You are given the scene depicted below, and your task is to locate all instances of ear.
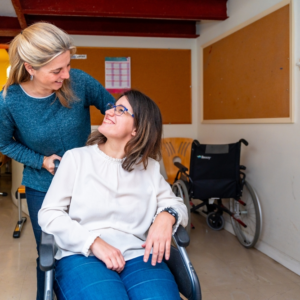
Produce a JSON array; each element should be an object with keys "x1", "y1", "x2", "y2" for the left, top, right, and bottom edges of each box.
[
  {"x1": 23, "y1": 62, "x2": 34, "y2": 76},
  {"x1": 131, "y1": 128, "x2": 137, "y2": 137}
]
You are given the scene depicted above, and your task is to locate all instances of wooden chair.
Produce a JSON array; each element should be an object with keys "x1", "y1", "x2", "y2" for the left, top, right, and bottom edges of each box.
[{"x1": 161, "y1": 138, "x2": 193, "y2": 184}]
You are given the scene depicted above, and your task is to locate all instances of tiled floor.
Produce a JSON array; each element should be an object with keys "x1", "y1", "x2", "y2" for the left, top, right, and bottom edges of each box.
[{"x1": 0, "y1": 175, "x2": 300, "y2": 300}]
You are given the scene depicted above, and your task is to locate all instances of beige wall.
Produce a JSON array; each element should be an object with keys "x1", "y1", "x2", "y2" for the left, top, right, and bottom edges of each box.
[
  {"x1": 10, "y1": 0, "x2": 300, "y2": 276},
  {"x1": 197, "y1": 0, "x2": 300, "y2": 275},
  {"x1": 70, "y1": 35, "x2": 198, "y2": 139}
]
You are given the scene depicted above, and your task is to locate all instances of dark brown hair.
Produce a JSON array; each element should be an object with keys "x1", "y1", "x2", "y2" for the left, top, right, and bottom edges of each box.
[{"x1": 86, "y1": 90, "x2": 162, "y2": 171}]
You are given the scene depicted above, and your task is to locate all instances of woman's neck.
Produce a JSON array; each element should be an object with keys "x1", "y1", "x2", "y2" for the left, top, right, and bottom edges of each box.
[
  {"x1": 98, "y1": 140, "x2": 126, "y2": 159},
  {"x1": 20, "y1": 81, "x2": 54, "y2": 98}
]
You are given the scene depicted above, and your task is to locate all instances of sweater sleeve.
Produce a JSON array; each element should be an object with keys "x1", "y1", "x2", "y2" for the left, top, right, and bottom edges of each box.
[
  {"x1": 82, "y1": 71, "x2": 115, "y2": 114},
  {"x1": 152, "y1": 161, "x2": 188, "y2": 233},
  {"x1": 0, "y1": 99, "x2": 44, "y2": 169},
  {"x1": 38, "y1": 150, "x2": 99, "y2": 256}
]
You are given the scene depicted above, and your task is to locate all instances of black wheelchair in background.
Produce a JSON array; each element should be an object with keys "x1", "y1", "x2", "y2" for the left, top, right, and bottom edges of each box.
[
  {"x1": 171, "y1": 139, "x2": 262, "y2": 248},
  {"x1": 39, "y1": 161, "x2": 201, "y2": 300}
]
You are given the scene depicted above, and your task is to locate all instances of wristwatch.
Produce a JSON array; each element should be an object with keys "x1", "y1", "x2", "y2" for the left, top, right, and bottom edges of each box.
[{"x1": 162, "y1": 207, "x2": 178, "y2": 226}]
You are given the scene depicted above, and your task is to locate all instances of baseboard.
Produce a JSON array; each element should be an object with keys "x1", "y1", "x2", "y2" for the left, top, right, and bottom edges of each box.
[
  {"x1": 255, "y1": 240, "x2": 300, "y2": 276},
  {"x1": 224, "y1": 220, "x2": 300, "y2": 276}
]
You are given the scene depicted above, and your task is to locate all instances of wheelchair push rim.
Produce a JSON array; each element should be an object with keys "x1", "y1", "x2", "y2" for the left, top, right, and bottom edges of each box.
[
  {"x1": 172, "y1": 179, "x2": 191, "y2": 236},
  {"x1": 230, "y1": 181, "x2": 262, "y2": 248}
]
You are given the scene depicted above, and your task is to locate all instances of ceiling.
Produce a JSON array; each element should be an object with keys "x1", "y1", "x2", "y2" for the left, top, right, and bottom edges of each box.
[{"x1": 0, "y1": 0, "x2": 228, "y2": 44}]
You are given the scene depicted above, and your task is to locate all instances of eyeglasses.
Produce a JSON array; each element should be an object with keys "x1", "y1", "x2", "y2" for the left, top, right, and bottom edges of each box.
[{"x1": 106, "y1": 103, "x2": 134, "y2": 118}]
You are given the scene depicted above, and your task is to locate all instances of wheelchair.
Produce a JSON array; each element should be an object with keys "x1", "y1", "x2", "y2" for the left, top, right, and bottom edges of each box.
[
  {"x1": 171, "y1": 139, "x2": 262, "y2": 248},
  {"x1": 39, "y1": 161, "x2": 201, "y2": 300}
]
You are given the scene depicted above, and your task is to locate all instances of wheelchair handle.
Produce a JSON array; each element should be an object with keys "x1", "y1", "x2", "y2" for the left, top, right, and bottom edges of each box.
[
  {"x1": 174, "y1": 162, "x2": 188, "y2": 173},
  {"x1": 54, "y1": 159, "x2": 60, "y2": 174},
  {"x1": 239, "y1": 139, "x2": 249, "y2": 146}
]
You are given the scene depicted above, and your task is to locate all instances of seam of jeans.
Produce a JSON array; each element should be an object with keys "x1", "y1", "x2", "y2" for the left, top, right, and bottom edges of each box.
[
  {"x1": 56, "y1": 261, "x2": 101, "y2": 275},
  {"x1": 55, "y1": 277, "x2": 68, "y2": 300},
  {"x1": 122, "y1": 268, "x2": 170, "y2": 282},
  {"x1": 141, "y1": 297, "x2": 175, "y2": 300},
  {"x1": 126, "y1": 278, "x2": 177, "y2": 292},
  {"x1": 80, "y1": 279, "x2": 124, "y2": 293},
  {"x1": 124, "y1": 256, "x2": 144, "y2": 267}
]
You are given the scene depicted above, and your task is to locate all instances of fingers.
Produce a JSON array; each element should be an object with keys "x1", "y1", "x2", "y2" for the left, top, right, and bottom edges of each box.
[
  {"x1": 51, "y1": 154, "x2": 62, "y2": 161},
  {"x1": 43, "y1": 155, "x2": 62, "y2": 175},
  {"x1": 164, "y1": 240, "x2": 171, "y2": 261},
  {"x1": 151, "y1": 241, "x2": 160, "y2": 266},
  {"x1": 109, "y1": 257, "x2": 121, "y2": 272},
  {"x1": 90, "y1": 238, "x2": 125, "y2": 273},
  {"x1": 144, "y1": 239, "x2": 166, "y2": 266},
  {"x1": 152, "y1": 241, "x2": 166, "y2": 265},
  {"x1": 116, "y1": 254, "x2": 125, "y2": 273},
  {"x1": 143, "y1": 236, "x2": 172, "y2": 265},
  {"x1": 104, "y1": 249, "x2": 125, "y2": 273},
  {"x1": 157, "y1": 242, "x2": 165, "y2": 264},
  {"x1": 143, "y1": 241, "x2": 152, "y2": 263}
]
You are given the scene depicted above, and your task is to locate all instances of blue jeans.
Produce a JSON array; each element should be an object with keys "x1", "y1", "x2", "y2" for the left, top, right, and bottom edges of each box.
[
  {"x1": 26, "y1": 187, "x2": 47, "y2": 300},
  {"x1": 54, "y1": 254, "x2": 181, "y2": 300}
]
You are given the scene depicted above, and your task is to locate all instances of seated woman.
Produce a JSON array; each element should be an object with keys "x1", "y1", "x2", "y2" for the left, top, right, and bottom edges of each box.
[{"x1": 38, "y1": 90, "x2": 188, "y2": 300}]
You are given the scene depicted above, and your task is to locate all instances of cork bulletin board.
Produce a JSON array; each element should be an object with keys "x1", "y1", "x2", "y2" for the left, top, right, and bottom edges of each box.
[
  {"x1": 202, "y1": 1, "x2": 293, "y2": 123},
  {"x1": 70, "y1": 47, "x2": 191, "y2": 125}
]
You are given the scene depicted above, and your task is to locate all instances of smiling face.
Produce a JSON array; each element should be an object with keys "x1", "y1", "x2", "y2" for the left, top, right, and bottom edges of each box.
[
  {"x1": 98, "y1": 96, "x2": 136, "y2": 142},
  {"x1": 24, "y1": 50, "x2": 71, "y2": 94}
]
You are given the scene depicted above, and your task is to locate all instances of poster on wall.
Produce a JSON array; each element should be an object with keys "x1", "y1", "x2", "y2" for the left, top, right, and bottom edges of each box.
[{"x1": 105, "y1": 57, "x2": 131, "y2": 93}]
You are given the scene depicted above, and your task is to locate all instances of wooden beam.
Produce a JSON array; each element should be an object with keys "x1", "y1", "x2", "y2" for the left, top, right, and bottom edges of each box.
[
  {"x1": 0, "y1": 44, "x2": 10, "y2": 49},
  {"x1": 11, "y1": 0, "x2": 27, "y2": 29},
  {"x1": 20, "y1": 0, "x2": 228, "y2": 20},
  {"x1": 0, "y1": 29, "x2": 20, "y2": 36},
  {"x1": 26, "y1": 15, "x2": 199, "y2": 38},
  {"x1": 0, "y1": 37, "x2": 14, "y2": 44},
  {"x1": 0, "y1": 17, "x2": 21, "y2": 38}
]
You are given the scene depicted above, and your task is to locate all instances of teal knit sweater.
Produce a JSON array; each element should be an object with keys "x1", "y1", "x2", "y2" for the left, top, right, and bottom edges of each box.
[{"x1": 0, "y1": 69, "x2": 115, "y2": 192}]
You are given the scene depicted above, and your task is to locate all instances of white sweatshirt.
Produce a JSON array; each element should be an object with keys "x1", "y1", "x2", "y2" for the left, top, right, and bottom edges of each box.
[{"x1": 38, "y1": 144, "x2": 188, "y2": 261}]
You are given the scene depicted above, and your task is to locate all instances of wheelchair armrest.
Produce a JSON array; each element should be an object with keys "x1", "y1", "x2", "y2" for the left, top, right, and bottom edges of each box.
[
  {"x1": 39, "y1": 231, "x2": 56, "y2": 272},
  {"x1": 174, "y1": 162, "x2": 188, "y2": 173},
  {"x1": 173, "y1": 225, "x2": 190, "y2": 247},
  {"x1": 170, "y1": 226, "x2": 201, "y2": 299}
]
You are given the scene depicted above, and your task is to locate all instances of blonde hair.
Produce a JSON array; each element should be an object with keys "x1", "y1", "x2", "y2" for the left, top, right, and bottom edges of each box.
[{"x1": 3, "y1": 22, "x2": 77, "y2": 107}]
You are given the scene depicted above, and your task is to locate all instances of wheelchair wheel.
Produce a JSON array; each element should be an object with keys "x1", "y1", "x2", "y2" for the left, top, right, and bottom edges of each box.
[
  {"x1": 206, "y1": 212, "x2": 224, "y2": 231},
  {"x1": 172, "y1": 179, "x2": 191, "y2": 236},
  {"x1": 230, "y1": 181, "x2": 262, "y2": 248}
]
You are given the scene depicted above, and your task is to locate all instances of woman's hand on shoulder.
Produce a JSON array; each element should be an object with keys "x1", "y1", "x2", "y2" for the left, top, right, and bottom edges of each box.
[
  {"x1": 90, "y1": 237, "x2": 125, "y2": 273},
  {"x1": 42, "y1": 154, "x2": 61, "y2": 175},
  {"x1": 142, "y1": 211, "x2": 175, "y2": 266}
]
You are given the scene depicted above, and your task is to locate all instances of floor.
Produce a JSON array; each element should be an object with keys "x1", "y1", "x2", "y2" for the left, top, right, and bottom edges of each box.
[{"x1": 0, "y1": 175, "x2": 300, "y2": 300}]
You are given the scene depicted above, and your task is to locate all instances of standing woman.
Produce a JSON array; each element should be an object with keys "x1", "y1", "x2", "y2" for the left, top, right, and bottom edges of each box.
[{"x1": 0, "y1": 22, "x2": 115, "y2": 299}]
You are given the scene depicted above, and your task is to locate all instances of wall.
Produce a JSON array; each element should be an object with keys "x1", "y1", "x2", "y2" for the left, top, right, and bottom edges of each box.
[
  {"x1": 197, "y1": 0, "x2": 300, "y2": 275},
  {"x1": 70, "y1": 35, "x2": 198, "y2": 139},
  {"x1": 0, "y1": 49, "x2": 9, "y2": 88},
  {"x1": 11, "y1": 35, "x2": 198, "y2": 213}
]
